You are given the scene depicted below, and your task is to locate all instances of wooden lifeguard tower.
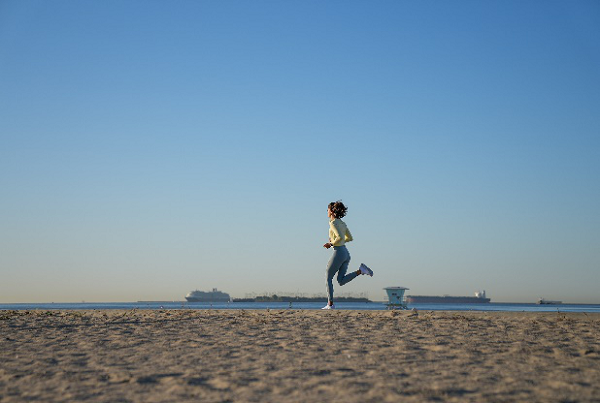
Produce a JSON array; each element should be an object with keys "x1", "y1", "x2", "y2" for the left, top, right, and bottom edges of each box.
[{"x1": 384, "y1": 287, "x2": 409, "y2": 309}]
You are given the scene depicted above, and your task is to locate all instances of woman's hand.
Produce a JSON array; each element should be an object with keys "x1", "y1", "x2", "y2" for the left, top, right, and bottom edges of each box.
[{"x1": 323, "y1": 242, "x2": 332, "y2": 249}]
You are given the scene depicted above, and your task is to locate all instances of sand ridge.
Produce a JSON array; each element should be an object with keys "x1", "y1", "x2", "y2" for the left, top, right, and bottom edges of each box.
[{"x1": 1, "y1": 309, "x2": 599, "y2": 402}]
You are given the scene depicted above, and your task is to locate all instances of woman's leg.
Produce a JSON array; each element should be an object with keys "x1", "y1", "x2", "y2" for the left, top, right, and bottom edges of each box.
[
  {"x1": 326, "y1": 248, "x2": 347, "y2": 304},
  {"x1": 326, "y1": 246, "x2": 358, "y2": 303},
  {"x1": 336, "y1": 257, "x2": 359, "y2": 286}
]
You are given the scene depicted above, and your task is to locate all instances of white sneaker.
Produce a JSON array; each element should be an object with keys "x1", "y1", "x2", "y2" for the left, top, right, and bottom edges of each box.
[
  {"x1": 359, "y1": 263, "x2": 374, "y2": 277},
  {"x1": 321, "y1": 304, "x2": 335, "y2": 310}
]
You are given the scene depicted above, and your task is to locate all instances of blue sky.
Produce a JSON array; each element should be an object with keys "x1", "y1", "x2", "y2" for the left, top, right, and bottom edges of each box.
[{"x1": 1, "y1": 0, "x2": 599, "y2": 303}]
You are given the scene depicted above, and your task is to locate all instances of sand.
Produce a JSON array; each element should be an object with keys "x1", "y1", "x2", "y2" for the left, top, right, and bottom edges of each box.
[{"x1": 1, "y1": 309, "x2": 599, "y2": 402}]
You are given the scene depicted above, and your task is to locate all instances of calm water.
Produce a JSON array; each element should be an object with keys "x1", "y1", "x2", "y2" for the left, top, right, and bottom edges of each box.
[{"x1": 1, "y1": 301, "x2": 600, "y2": 313}]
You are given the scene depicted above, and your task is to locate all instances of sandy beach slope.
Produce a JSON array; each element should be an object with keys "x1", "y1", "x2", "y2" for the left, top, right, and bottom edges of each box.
[{"x1": 1, "y1": 310, "x2": 599, "y2": 402}]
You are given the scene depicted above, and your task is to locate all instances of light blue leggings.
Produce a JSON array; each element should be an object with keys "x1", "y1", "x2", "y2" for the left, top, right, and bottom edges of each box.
[{"x1": 326, "y1": 245, "x2": 359, "y2": 303}]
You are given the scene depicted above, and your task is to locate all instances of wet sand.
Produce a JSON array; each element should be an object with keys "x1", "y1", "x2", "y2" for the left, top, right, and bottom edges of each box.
[{"x1": 1, "y1": 309, "x2": 599, "y2": 402}]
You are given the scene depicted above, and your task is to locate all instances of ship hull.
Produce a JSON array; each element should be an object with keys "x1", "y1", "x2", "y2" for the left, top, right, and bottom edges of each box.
[
  {"x1": 406, "y1": 296, "x2": 491, "y2": 304},
  {"x1": 537, "y1": 300, "x2": 562, "y2": 305},
  {"x1": 185, "y1": 297, "x2": 230, "y2": 303}
]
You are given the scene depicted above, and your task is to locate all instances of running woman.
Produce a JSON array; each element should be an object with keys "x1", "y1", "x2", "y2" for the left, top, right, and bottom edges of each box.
[{"x1": 322, "y1": 201, "x2": 373, "y2": 310}]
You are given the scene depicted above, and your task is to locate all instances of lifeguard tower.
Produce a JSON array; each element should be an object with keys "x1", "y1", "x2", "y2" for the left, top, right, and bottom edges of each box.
[{"x1": 384, "y1": 287, "x2": 409, "y2": 309}]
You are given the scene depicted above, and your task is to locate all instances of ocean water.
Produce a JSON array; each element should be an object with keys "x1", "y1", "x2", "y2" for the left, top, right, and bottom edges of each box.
[{"x1": 1, "y1": 301, "x2": 600, "y2": 313}]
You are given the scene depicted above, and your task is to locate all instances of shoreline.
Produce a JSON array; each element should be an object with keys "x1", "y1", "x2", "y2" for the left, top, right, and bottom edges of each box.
[
  {"x1": 2, "y1": 310, "x2": 599, "y2": 402},
  {"x1": 3, "y1": 301, "x2": 600, "y2": 307}
]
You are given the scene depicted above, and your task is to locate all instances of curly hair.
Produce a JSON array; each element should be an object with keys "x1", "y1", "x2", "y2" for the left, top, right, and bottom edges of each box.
[{"x1": 328, "y1": 201, "x2": 348, "y2": 219}]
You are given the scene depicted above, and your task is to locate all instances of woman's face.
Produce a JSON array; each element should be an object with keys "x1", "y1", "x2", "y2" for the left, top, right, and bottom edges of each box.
[{"x1": 328, "y1": 206, "x2": 334, "y2": 219}]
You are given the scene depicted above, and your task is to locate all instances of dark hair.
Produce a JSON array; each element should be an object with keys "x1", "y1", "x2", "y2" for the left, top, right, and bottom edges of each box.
[{"x1": 328, "y1": 201, "x2": 348, "y2": 219}]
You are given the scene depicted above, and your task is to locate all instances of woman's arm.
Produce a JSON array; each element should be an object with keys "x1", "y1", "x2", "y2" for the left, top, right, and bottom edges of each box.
[{"x1": 345, "y1": 227, "x2": 353, "y2": 243}]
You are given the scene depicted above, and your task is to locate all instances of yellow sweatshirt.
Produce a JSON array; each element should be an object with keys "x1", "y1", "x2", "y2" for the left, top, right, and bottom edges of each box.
[{"x1": 329, "y1": 218, "x2": 353, "y2": 247}]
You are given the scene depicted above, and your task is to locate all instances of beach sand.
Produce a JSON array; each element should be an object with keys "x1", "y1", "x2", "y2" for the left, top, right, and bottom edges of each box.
[{"x1": 1, "y1": 309, "x2": 599, "y2": 402}]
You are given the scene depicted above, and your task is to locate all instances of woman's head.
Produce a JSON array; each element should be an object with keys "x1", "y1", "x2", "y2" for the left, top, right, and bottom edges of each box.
[{"x1": 328, "y1": 201, "x2": 348, "y2": 219}]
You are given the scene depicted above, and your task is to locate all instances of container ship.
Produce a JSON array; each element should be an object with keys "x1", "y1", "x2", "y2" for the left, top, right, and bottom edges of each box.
[
  {"x1": 537, "y1": 298, "x2": 562, "y2": 305},
  {"x1": 232, "y1": 295, "x2": 370, "y2": 303},
  {"x1": 406, "y1": 290, "x2": 490, "y2": 304},
  {"x1": 185, "y1": 288, "x2": 231, "y2": 302}
]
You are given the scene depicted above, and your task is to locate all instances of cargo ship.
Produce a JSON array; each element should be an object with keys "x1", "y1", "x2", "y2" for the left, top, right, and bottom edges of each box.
[
  {"x1": 185, "y1": 288, "x2": 231, "y2": 302},
  {"x1": 537, "y1": 298, "x2": 562, "y2": 305},
  {"x1": 406, "y1": 290, "x2": 490, "y2": 304},
  {"x1": 232, "y1": 295, "x2": 370, "y2": 303}
]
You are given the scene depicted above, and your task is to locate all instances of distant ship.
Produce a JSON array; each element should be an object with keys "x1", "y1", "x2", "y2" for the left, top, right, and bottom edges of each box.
[
  {"x1": 232, "y1": 295, "x2": 370, "y2": 303},
  {"x1": 537, "y1": 298, "x2": 562, "y2": 305},
  {"x1": 406, "y1": 290, "x2": 491, "y2": 304},
  {"x1": 185, "y1": 288, "x2": 231, "y2": 302}
]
